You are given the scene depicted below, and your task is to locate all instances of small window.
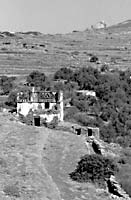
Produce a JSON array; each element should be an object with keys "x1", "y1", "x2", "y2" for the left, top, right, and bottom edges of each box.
[{"x1": 45, "y1": 102, "x2": 50, "y2": 109}]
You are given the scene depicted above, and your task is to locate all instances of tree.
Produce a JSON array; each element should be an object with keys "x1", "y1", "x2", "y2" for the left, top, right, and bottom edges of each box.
[
  {"x1": 26, "y1": 71, "x2": 46, "y2": 87},
  {"x1": 72, "y1": 67, "x2": 99, "y2": 90},
  {"x1": 0, "y1": 76, "x2": 14, "y2": 95},
  {"x1": 54, "y1": 67, "x2": 73, "y2": 81},
  {"x1": 100, "y1": 123, "x2": 117, "y2": 143},
  {"x1": 5, "y1": 91, "x2": 17, "y2": 108},
  {"x1": 69, "y1": 154, "x2": 117, "y2": 185}
]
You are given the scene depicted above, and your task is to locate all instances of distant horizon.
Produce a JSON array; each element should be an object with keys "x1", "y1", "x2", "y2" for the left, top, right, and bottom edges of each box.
[
  {"x1": 0, "y1": 0, "x2": 131, "y2": 34},
  {"x1": 0, "y1": 18, "x2": 131, "y2": 35}
]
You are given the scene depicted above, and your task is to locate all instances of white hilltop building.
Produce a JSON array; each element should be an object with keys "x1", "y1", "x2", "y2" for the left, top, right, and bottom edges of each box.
[
  {"x1": 91, "y1": 21, "x2": 107, "y2": 29},
  {"x1": 17, "y1": 87, "x2": 64, "y2": 125}
]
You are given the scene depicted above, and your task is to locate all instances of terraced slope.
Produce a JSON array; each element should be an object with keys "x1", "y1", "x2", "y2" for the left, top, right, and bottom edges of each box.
[{"x1": 0, "y1": 20, "x2": 131, "y2": 77}]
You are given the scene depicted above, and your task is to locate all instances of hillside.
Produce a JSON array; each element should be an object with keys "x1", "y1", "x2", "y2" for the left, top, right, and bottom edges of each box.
[
  {"x1": 107, "y1": 20, "x2": 131, "y2": 32},
  {"x1": 0, "y1": 113, "x2": 113, "y2": 200},
  {"x1": 0, "y1": 20, "x2": 131, "y2": 77}
]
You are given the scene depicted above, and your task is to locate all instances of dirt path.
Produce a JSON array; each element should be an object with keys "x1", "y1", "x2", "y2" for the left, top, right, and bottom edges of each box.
[
  {"x1": 35, "y1": 127, "x2": 62, "y2": 200},
  {"x1": 43, "y1": 130, "x2": 111, "y2": 200},
  {"x1": 0, "y1": 115, "x2": 62, "y2": 200}
]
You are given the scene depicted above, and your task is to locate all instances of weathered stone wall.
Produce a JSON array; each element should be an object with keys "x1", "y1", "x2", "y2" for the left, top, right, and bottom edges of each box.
[
  {"x1": 107, "y1": 175, "x2": 130, "y2": 200},
  {"x1": 85, "y1": 137, "x2": 130, "y2": 200}
]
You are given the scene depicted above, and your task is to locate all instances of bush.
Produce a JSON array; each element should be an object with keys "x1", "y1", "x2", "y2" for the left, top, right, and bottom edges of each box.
[
  {"x1": 5, "y1": 91, "x2": 17, "y2": 108},
  {"x1": 0, "y1": 76, "x2": 15, "y2": 95},
  {"x1": 64, "y1": 106, "x2": 79, "y2": 121},
  {"x1": 74, "y1": 112, "x2": 99, "y2": 127},
  {"x1": 46, "y1": 116, "x2": 58, "y2": 129},
  {"x1": 26, "y1": 71, "x2": 46, "y2": 87},
  {"x1": 69, "y1": 154, "x2": 118, "y2": 186},
  {"x1": 54, "y1": 67, "x2": 73, "y2": 81},
  {"x1": 89, "y1": 56, "x2": 99, "y2": 63},
  {"x1": 100, "y1": 124, "x2": 117, "y2": 143},
  {"x1": 3, "y1": 185, "x2": 20, "y2": 198}
]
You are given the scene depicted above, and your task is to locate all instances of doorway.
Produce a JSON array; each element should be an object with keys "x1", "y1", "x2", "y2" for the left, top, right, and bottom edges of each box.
[
  {"x1": 88, "y1": 128, "x2": 92, "y2": 136},
  {"x1": 34, "y1": 116, "x2": 40, "y2": 126}
]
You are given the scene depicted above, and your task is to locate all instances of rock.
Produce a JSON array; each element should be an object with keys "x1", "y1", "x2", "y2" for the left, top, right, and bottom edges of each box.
[{"x1": 107, "y1": 175, "x2": 130, "y2": 200}]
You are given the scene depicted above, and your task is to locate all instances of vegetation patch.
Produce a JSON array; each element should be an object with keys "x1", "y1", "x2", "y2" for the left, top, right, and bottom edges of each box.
[
  {"x1": 3, "y1": 184, "x2": 20, "y2": 198},
  {"x1": 69, "y1": 154, "x2": 118, "y2": 186}
]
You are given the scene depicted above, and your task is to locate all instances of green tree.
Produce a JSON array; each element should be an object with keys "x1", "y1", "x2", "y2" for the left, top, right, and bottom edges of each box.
[
  {"x1": 0, "y1": 76, "x2": 14, "y2": 95},
  {"x1": 26, "y1": 71, "x2": 46, "y2": 87},
  {"x1": 69, "y1": 154, "x2": 117, "y2": 185},
  {"x1": 5, "y1": 91, "x2": 17, "y2": 108},
  {"x1": 54, "y1": 67, "x2": 73, "y2": 81}
]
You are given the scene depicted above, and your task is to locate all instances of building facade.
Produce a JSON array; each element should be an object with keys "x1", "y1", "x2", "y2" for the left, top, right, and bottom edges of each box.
[{"x1": 17, "y1": 88, "x2": 64, "y2": 124}]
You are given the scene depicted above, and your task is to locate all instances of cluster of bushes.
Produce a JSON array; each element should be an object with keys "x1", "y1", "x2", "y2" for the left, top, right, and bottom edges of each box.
[
  {"x1": 5, "y1": 91, "x2": 17, "y2": 108},
  {"x1": 3, "y1": 184, "x2": 20, "y2": 198},
  {"x1": 4, "y1": 67, "x2": 131, "y2": 147},
  {"x1": 54, "y1": 67, "x2": 131, "y2": 147},
  {"x1": 69, "y1": 154, "x2": 118, "y2": 186},
  {"x1": 26, "y1": 70, "x2": 51, "y2": 90},
  {"x1": 0, "y1": 76, "x2": 16, "y2": 95},
  {"x1": 73, "y1": 112, "x2": 99, "y2": 127}
]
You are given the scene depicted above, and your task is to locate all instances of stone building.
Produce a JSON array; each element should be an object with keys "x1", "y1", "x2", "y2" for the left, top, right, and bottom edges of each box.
[
  {"x1": 17, "y1": 87, "x2": 64, "y2": 125},
  {"x1": 75, "y1": 90, "x2": 96, "y2": 97},
  {"x1": 91, "y1": 21, "x2": 107, "y2": 29}
]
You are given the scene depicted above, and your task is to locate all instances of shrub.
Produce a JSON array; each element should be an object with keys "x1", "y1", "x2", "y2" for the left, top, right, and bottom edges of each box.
[
  {"x1": 100, "y1": 124, "x2": 117, "y2": 143},
  {"x1": 46, "y1": 116, "x2": 58, "y2": 129},
  {"x1": 5, "y1": 91, "x2": 17, "y2": 108},
  {"x1": 89, "y1": 56, "x2": 99, "y2": 63},
  {"x1": 26, "y1": 71, "x2": 46, "y2": 87},
  {"x1": 74, "y1": 112, "x2": 99, "y2": 127},
  {"x1": 3, "y1": 185, "x2": 20, "y2": 198},
  {"x1": 69, "y1": 154, "x2": 118, "y2": 186},
  {"x1": 54, "y1": 67, "x2": 73, "y2": 81},
  {"x1": 0, "y1": 76, "x2": 15, "y2": 95},
  {"x1": 64, "y1": 106, "x2": 79, "y2": 121}
]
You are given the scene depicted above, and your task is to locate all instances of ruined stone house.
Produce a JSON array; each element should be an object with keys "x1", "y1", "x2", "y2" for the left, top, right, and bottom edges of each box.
[{"x1": 17, "y1": 87, "x2": 64, "y2": 125}]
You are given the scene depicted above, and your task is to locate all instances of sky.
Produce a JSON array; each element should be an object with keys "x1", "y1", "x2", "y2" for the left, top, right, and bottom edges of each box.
[{"x1": 0, "y1": 0, "x2": 131, "y2": 33}]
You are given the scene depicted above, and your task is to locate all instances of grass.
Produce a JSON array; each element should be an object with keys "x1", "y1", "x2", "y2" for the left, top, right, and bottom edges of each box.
[
  {"x1": 0, "y1": 27, "x2": 131, "y2": 78},
  {"x1": 0, "y1": 113, "x2": 111, "y2": 200},
  {"x1": 0, "y1": 22, "x2": 131, "y2": 199},
  {"x1": 0, "y1": 114, "x2": 62, "y2": 200}
]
